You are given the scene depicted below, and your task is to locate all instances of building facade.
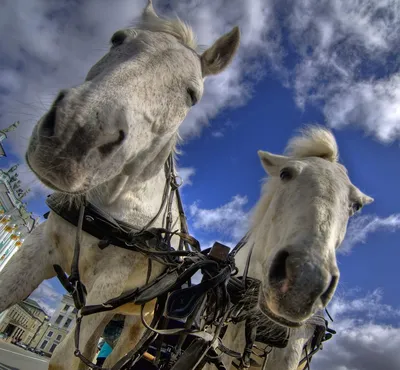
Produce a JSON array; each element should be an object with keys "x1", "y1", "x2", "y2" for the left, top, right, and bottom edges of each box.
[
  {"x1": 0, "y1": 121, "x2": 19, "y2": 158},
  {"x1": 0, "y1": 298, "x2": 48, "y2": 345},
  {"x1": 0, "y1": 152, "x2": 39, "y2": 272},
  {"x1": 36, "y1": 294, "x2": 77, "y2": 356}
]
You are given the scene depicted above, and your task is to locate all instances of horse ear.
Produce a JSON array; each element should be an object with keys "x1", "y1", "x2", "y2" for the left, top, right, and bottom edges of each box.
[
  {"x1": 201, "y1": 26, "x2": 240, "y2": 77},
  {"x1": 357, "y1": 189, "x2": 374, "y2": 206},
  {"x1": 363, "y1": 195, "x2": 374, "y2": 205},
  {"x1": 351, "y1": 185, "x2": 374, "y2": 206},
  {"x1": 142, "y1": 0, "x2": 159, "y2": 21},
  {"x1": 258, "y1": 150, "x2": 289, "y2": 176}
]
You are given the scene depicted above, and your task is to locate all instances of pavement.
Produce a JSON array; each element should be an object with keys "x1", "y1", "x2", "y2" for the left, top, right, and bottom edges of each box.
[{"x1": 0, "y1": 341, "x2": 49, "y2": 370}]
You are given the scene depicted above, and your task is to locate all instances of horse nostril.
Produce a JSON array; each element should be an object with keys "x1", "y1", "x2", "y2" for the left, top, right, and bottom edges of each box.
[
  {"x1": 269, "y1": 250, "x2": 290, "y2": 285},
  {"x1": 40, "y1": 105, "x2": 57, "y2": 137},
  {"x1": 40, "y1": 91, "x2": 67, "y2": 137},
  {"x1": 98, "y1": 129, "x2": 126, "y2": 156},
  {"x1": 54, "y1": 91, "x2": 66, "y2": 105},
  {"x1": 320, "y1": 275, "x2": 339, "y2": 306}
]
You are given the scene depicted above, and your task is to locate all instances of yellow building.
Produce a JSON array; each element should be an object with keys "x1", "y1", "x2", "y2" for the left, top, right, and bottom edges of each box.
[
  {"x1": 0, "y1": 298, "x2": 48, "y2": 345},
  {"x1": 0, "y1": 160, "x2": 39, "y2": 271}
]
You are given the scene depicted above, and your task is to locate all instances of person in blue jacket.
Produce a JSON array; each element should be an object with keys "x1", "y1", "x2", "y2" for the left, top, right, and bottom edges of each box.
[{"x1": 96, "y1": 340, "x2": 113, "y2": 366}]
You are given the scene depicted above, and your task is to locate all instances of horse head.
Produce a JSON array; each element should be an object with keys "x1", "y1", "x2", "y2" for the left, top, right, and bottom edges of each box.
[
  {"x1": 26, "y1": 1, "x2": 240, "y2": 195},
  {"x1": 242, "y1": 126, "x2": 374, "y2": 327}
]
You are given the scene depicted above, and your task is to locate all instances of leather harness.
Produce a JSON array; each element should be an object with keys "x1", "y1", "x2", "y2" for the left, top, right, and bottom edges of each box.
[{"x1": 43, "y1": 154, "x2": 335, "y2": 370}]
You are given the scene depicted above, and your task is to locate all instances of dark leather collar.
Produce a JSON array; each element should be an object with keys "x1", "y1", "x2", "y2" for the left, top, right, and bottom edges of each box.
[{"x1": 45, "y1": 193, "x2": 145, "y2": 250}]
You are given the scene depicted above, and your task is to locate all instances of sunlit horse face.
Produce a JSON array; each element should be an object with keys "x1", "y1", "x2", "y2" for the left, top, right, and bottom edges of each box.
[
  {"x1": 26, "y1": 1, "x2": 240, "y2": 194},
  {"x1": 252, "y1": 128, "x2": 373, "y2": 327}
]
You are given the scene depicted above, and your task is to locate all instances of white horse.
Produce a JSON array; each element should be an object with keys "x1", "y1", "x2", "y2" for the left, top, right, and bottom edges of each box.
[
  {"x1": 203, "y1": 126, "x2": 374, "y2": 370},
  {"x1": 0, "y1": 1, "x2": 241, "y2": 369}
]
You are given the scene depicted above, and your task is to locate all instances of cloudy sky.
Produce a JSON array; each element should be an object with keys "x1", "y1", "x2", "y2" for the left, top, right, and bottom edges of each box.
[{"x1": 1, "y1": 0, "x2": 399, "y2": 369}]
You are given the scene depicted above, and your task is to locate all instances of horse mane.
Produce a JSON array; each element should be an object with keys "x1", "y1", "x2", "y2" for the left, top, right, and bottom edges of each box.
[
  {"x1": 250, "y1": 125, "x2": 339, "y2": 230},
  {"x1": 137, "y1": 13, "x2": 198, "y2": 51},
  {"x1": 284, "y1": 125, "x2": 339, "y2": 163}
]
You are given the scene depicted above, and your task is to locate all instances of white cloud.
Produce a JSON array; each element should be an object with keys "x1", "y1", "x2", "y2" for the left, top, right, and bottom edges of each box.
[
  {"x1": 341, "y1": 213, "x2": 400, "y2": 254},
  {"x1": 189, "y1": 195, "x2": 250, "y2": 241},
  {"x1": 329, "y1": 288, "x2": 400, "y2": 320},
  {"x1": 313, "y1": 289, "x2": 400, "y2": 370},
  {"x1": 211, "y1": 131, "x2": 224, "y2": 138},
  {"x1": 29, "y1": 279, "x2": 63, "y2": 317},
  {"x1": 177, "y1": 167, "x2": 196, "y2": 188},
  {"x1": 282, "y1": 0, "x2": 400, "y2": 143},
  {"x1": 324, "y1": 74, "x2": 400, "y2": 143}
]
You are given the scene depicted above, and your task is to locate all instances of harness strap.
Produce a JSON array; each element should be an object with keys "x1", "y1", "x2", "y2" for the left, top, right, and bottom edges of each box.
[
  {"x1": 69, "y1": 201, "x2": 87, "y2": 310},
  {"x1": 52, "y1": 200, "x2": 88, "y2": 310},
  {"x1": 297, "y1": 309, "x2": 336, "y2": 369},
  {"x1": 166, "y1": 266, "x2": 231, "y2": 320},
  {"x1": 80, "y1": 288, "x2": 140, "y2": 316}
]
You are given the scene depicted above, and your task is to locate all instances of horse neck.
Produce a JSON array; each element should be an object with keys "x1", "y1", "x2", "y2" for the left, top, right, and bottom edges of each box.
[
  {"x1": 233, "y1": 232, "x2": 263, "y2": 279},
  {"x1": 88, "y1": 142, "x2": 178, "y2": 230},
  {"x1": 234, "y1": 185, "x2": 275, "y2": 279}
]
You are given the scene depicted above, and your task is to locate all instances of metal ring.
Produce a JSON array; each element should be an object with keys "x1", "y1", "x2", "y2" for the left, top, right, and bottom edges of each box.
[{"x1": 173, "y1": 175, "x2": 183, "y2": 187}]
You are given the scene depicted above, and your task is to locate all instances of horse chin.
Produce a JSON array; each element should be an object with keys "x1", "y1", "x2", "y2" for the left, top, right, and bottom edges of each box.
[
  {"x1": 258, "y1": 300, "x2": 305, "y2": 328},
  {"x1": 26, "y1": 155, "x2": 91, "y2": 195}
]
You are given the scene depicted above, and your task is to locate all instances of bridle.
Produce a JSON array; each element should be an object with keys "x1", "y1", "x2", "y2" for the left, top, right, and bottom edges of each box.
[{"x1": 45, "y1": 153, "x2": 334, "y2": 370}]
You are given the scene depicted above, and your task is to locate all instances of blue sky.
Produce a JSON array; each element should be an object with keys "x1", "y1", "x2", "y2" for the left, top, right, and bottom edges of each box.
[{"x1": 1, "y1": 1, "x2": 400, "y2": 369}]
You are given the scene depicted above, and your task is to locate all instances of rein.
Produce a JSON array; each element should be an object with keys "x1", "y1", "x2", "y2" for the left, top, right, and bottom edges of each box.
[{"x1": 45, "y1": 153, "x2": 335, "y2": 370}]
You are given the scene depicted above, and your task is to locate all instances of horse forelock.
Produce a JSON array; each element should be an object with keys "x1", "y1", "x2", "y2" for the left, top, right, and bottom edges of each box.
[
  {"x1": 135, "y1": 15, "x2": 199, "y2": 52},
  {"x1": 284, "y1": 125, "x2": 339, "y2": 163}
]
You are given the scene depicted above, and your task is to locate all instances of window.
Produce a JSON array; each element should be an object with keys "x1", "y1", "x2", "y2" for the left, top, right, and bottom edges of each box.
[
  {"x1": 63, "y1": 318, "x2": 72, "y2": 328},
  {"x1": 56, "y1": 334, "x2": 62, "y2": 341},
  {"x1": 63, "y1": 304, "x2": 70, "y2": 312},
  {"x1": 40, "y1": 340, "x2": 48, "y2": 349},
  {"x1": 55, "y1": 315, "x2": 63, "y2": 325},
  {"x1": 47, "y1": 331, "x2": 53, "y2": 338},
  {"x1": 49, "y1": 343, "x2": 57, "y2": 353},
  {"x1": 72, "y1": 308, "x2": 78, "y2": 314}
]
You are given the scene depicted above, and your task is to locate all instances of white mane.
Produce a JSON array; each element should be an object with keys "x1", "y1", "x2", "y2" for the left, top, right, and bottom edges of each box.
[
  {"x1": 284, "y1": 125, "x2": 339, "y2": 163},
  {"x1": 137, "y1": 12, "x2": 198, "y2": 51},
  {"x1": 251, "y1": 125, "x2": 339, "y2": 229}
]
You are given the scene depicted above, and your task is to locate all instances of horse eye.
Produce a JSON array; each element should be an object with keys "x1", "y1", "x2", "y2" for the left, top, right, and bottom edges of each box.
[
  {"x1": 187, "y1": 88, "x2": 198, "y2": 106},
  {"x1": 352, "y1": 202, "x2": 362, "y2": 213},
  {"x1": 111, "y1": 31, "x2": 127, "y2": 47},
  {"x1": 280, "y1": 168, "x2": 292, "y2": 181}
]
